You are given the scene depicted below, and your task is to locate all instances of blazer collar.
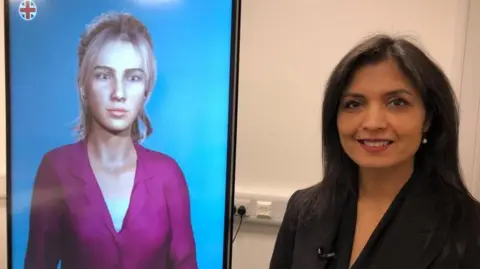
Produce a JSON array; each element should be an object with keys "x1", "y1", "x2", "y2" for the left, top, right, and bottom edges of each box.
[
  {"x1": 369, "y1": 177, "x2": 449, "y2": 269},
  {"x1": 69, "y1": 139, "x2": 155, "y2": 183},
  {"x1": 67, "y1": 140, "x2": 155, "y2": 236},
  {"x1": 299, "y1": 172, "x2": 449, "y2": 269},
  {"x1": 295, "y1": 183, "x2": 349, "y2": 269}
]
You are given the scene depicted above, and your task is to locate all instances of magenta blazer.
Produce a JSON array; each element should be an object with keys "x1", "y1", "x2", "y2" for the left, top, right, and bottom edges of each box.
[{"x1": 24, "y1": 140, "x2": 198, "y2": 269}]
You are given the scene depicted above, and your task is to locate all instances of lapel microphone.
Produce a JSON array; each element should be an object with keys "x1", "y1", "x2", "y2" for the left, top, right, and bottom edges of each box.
[{"x1": 317, "y1": 247, "x2": 336, "y2": 261}]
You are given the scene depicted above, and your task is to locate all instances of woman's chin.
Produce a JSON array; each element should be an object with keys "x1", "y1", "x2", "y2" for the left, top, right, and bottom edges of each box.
[{"x1": 354, "y1": 158, "x2": 398, "y2": 169}]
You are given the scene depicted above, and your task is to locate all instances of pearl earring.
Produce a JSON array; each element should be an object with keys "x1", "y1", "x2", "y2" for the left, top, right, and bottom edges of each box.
[{"x1": 422, "y1": 138, "x2": 428, "y2": 144}]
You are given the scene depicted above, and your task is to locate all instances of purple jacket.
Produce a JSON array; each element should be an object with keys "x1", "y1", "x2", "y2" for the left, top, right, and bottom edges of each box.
[{"x1": 25, "y1": 140, "x2": 198, "y2": 269}]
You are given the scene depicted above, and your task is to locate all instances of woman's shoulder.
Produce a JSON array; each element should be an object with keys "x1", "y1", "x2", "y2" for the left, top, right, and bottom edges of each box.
[
  {"x1": 440, "y1": 195, "x2": 480, "y2": 262},
  {"x1": 465, "y1": 198, "x2": 480, "y2": 254},
  {"x1": 283, "y1": 183, "x2": 325, "y2": 229},
  {"x1": 443, "y1": 188, "x2": 480, "y2": 223},
  {"x1": 288, "y1": 184, "x2": 321, "y2": 208},
  {"x1": 457, "y1": 196, "x2": 480, "y2": 234}
]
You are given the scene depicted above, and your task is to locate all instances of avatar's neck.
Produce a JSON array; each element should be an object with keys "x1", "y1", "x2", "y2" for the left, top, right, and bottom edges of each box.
[{"x1": 86, "y1": 129, "x2": 135, "y2": 165}]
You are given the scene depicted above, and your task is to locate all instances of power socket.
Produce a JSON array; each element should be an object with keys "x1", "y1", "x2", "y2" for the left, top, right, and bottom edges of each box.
[
  {"x1": 234, "y1": 198, "x2": 251, "y2": 216},
  {"x1": 235, "y1": 191, "x2": 290, "y2": 223}
]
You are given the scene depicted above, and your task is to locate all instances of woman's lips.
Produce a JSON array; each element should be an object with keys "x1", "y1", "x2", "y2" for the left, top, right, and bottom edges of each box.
[
  {"x1": 107, "y1": 108, "x2": 128, "y2": 118},
  {"x1": 357, "y1": 139, "x2": 393, "y2": 153}
]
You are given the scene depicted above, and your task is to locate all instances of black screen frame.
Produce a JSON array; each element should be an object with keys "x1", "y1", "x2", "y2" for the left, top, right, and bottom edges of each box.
[{"x1": 3, "y1": 0, "x2": 242, "y2": 268}]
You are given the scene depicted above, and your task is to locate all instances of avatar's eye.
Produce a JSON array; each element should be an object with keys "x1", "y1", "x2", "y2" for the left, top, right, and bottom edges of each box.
[{"x1": 95, "y1": 73, "x2": 110, "y2": 80}]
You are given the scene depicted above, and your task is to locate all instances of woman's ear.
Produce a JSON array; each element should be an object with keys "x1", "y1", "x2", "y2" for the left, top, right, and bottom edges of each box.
[{"x1": 423, "y1": 116, "x2": 432, "y2": 133}]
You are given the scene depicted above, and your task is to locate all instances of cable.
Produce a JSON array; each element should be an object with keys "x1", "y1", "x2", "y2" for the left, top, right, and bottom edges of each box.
[
  {"x1": 232, "y1": 217, "x2": 243, "y2": 242},
  {"x1": 232, "y1": 205, "x2": 246, "y2": 243},
  {"x1": 232, "y1": 205, "x2": 246, "y2": 242}
]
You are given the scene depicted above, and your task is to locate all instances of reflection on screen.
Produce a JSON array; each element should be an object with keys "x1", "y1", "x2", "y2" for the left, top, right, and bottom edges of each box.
[{"x1": 7, "y1": 1, "x2": 235, "y2": 268}]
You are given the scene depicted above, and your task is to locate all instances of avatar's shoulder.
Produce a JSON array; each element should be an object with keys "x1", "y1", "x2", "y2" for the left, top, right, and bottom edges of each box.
[{"x1": 42, "y1": 141, "x2": 84, "y2": 161}]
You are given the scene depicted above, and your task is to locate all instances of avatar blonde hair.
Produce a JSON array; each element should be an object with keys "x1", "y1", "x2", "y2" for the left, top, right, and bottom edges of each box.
[{"x1": 75, "y1": 12, "x2": 157, "y2": 142}]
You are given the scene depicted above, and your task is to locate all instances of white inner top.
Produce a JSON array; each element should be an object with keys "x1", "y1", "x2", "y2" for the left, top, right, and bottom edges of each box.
[{"x1": 105, "y1": 197, "x2": 131, "y2": 232}]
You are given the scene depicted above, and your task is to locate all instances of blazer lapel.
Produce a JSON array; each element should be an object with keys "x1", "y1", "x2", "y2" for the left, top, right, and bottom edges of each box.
[
  {"x1": 369, "y1": 179, "x2": 450, "y2": 269},
  {"x1": 294, "y1": 185, "x2": 350, "y2": 269},
  {"x1": 67, "y1": 140, "x2": 114, "y2": 235},
  {"x1": 121, "y1": 143, "x2": 155, "y2": 229},
  {"x1": 67, "y1": 141, "x2": 153, "y2": 237}
]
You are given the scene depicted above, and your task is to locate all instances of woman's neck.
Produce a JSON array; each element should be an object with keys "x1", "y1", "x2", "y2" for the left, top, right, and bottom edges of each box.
[
  {"x1": 86, "y1": 125, "x2": 136, "y2": 167},
  {"x1": 358, "y1": 160, "x2": 414, "y2": 202}
]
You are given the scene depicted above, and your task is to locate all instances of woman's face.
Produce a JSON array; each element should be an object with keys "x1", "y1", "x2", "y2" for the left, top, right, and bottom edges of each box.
[
  {"x1": 84, "y1": 40, "x2": 148, "y2": 136},
  {"x1": 336, "y1": 60, "x2": 428, "y2": 169}
]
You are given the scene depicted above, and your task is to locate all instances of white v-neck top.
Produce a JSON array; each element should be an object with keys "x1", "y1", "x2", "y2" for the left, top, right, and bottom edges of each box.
[{"x1": 104, "y1": 197, "x2": 131, "y2": 232}]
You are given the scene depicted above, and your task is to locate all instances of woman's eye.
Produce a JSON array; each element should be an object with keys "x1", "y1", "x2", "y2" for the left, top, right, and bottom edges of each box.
[
  {"x1": 343, "y1": 100, "x2": 363, "y2": 109},
  {"x1": 389, "y1": 98, "x2": 408, "y2": 107}
]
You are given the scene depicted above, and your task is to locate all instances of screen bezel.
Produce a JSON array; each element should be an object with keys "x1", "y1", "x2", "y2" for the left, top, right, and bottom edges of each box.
[{"x1": 3, "y1": 0, "x2": 241, "y2": 268}]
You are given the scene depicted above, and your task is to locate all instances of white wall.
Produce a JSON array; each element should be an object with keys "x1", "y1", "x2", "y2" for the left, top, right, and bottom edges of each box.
[
  {"x1": 235, "y1": 0, "x2": 470, "y2": 196},
  {"x1": 459, "y1": 0, "x2": 480, "y2": 198},
  {"x1": 232, "y1": 1, "x2": 474, "y2": 269}
]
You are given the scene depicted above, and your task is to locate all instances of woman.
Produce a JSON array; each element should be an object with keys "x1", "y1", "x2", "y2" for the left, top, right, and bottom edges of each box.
[
  {"x1": 270, "y1": 35, "x2": 480, "y2": 269},
  {"x1": 24, "y1": 12, "x2": 198, "y2": 269}
]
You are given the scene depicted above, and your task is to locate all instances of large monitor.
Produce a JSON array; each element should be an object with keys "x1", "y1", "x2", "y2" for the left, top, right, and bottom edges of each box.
[{"x1": 4, "y1": 0, "x2": 240, "y2": 268}]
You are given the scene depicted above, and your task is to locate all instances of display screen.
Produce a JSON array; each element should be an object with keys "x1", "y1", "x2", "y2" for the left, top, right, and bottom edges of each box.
[{"x1": 5, "y1": 0, "x2": 239, "y2": 268}]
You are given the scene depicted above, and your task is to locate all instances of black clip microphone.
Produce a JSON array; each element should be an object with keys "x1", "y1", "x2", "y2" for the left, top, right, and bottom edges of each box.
[{"x1": 317, "y1": 247, "x2": 336, "y2": 261}]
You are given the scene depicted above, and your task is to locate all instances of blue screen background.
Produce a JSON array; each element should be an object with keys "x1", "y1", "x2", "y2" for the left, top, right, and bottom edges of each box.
[{"x1": 7, "y1": 0, "x2": 234, "y2": 268}]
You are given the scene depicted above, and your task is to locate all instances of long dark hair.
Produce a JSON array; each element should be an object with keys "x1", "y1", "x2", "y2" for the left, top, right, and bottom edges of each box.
[{"x1": 301, "y1": 34, "x2": 475, "y2": 222}]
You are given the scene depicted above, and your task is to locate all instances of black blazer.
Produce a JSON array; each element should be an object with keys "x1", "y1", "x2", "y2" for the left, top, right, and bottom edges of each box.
[{"x1": 269, "y1": 176, "x2": 480, "y2": 269}]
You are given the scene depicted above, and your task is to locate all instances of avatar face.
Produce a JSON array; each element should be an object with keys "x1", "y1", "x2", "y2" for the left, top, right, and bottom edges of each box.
[{"x1": 84, "y1": 39, "x2": 148, "y2": 137}]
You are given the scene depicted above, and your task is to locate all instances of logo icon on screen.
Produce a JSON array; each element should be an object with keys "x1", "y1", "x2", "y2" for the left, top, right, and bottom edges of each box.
[{"x1": 18, "y1": 0, "x2": 37, "y2": 21}]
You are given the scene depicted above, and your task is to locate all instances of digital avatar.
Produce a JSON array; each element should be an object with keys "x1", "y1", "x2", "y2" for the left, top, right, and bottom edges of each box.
[{"x1": 23, "y1": 12, "x2": 198, "y2": 269}]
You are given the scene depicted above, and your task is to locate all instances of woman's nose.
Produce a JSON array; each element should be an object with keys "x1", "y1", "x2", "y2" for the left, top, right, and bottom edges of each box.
[{"x1": 361, "y1": 105, "x2": 387, "y2": 130}]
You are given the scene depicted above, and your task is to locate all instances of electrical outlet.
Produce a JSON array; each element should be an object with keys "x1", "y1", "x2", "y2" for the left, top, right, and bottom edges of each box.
[
  {"x1": 256, "y1": 200, "x2": 272, "y2": 218},
  {"x1": 234, "y1": 191, "x2": 290, "y2": 224},
  {"x1": 234, "y1": 198, "x2": 251, "y2": 216}
]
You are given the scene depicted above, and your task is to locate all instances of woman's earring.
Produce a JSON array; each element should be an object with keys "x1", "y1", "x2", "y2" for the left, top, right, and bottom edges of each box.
[{"x1": 422, "y1": 137, "x2": 428, "y2": 144}]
